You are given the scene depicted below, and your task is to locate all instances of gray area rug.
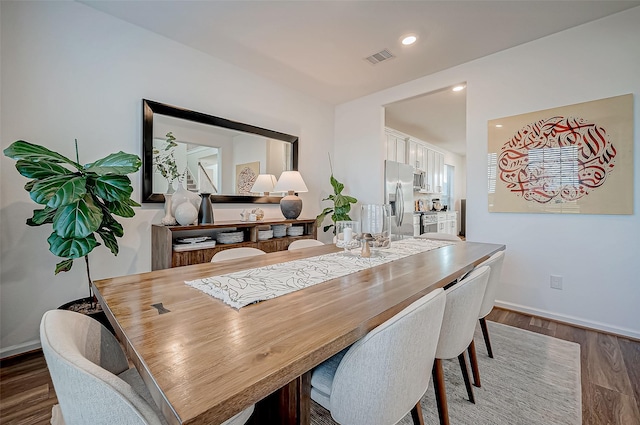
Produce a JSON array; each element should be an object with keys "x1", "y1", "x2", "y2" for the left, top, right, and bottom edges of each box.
[{"x1": 310, "y1": 321, "x2": 581, "y2": 425}]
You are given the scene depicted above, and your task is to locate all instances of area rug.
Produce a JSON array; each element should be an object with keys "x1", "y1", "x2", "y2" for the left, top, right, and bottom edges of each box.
[{"x1": 310, "y1": 321, "x2": 581, "y2": 425}]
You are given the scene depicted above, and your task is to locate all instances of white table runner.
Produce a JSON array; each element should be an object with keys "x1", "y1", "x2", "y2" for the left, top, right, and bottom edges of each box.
[{"x1": 185, "y1": 238, "x2": 454, "y2": 309}]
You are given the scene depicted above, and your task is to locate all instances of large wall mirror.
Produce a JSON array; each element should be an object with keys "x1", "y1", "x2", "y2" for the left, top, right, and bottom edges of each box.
[{"x1": 142, "y1": 99, "x2": 298, "y2": 203}]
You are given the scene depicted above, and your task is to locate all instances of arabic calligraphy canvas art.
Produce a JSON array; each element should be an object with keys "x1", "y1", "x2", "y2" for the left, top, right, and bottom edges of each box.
[
  {"x1": 488, "y1": 94, "x2": 633, "y2": 214},
  {"x1": 235, "y1": 161, "x2": 260, "y2": 195}
]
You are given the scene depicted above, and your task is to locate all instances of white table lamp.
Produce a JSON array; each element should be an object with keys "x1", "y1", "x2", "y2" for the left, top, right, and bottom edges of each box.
[
  {"x1": 250, "y1": 174, "x2": 278, "y2": 196},
  {"x1": 273, "y1": 171, "x2": 308, "y2": 219}
]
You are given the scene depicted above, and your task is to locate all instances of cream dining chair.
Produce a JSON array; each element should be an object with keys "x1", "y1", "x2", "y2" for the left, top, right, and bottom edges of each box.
[
  {"x1": 211, "y1": 247, "x2": 266, "y2": 262},
  {"x1": 310, "y1": 288, "x2": 446, "y2": 425},
  {"x1": 466, "y1": 250, "x2": 506, "y2": 388},
  {"x1": 287, "y1": 239, "x2": 324, "y2": 250},
  {"x1": 41, "y1": 309, "x2": 254, "y2": 425},
  {"x1": 432, "y1": 266, "x2": 490, "y2": 425}
]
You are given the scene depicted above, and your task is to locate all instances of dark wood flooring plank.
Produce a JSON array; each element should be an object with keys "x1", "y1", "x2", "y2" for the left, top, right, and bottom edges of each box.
[
  {"x1": 618, "y1": 337, "x2": 640, "y2": 414},
  {"x1": 586, "y1": 330, "x2": 635, "y2": 396}
]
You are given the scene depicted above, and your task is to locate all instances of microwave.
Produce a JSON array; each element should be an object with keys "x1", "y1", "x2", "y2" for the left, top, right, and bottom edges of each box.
[{"x1": 413, "y1": 170, "x2": 425, "y2": 190}]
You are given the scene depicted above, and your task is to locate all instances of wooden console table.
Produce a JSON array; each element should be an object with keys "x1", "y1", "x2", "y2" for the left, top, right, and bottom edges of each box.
[{"x1": 151, "y1": 218, "x2": 317, "y2": 270}]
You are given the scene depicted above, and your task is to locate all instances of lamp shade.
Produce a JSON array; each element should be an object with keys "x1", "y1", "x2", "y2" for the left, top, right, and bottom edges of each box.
[
  {"x1": 250, "y1": 174, "x2": 277, "y2": 195},
  {"x1": 273, "y1": 171, "x2": 308, "y2": 193}
]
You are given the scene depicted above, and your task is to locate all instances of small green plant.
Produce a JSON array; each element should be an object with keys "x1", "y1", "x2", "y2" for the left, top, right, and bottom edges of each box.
[
  {"x1": 3, "y1": 139, "x2": 141, "y2": 296},
  {"x1": 315, "y1": 156, "x2": 357, "y2": 234}
]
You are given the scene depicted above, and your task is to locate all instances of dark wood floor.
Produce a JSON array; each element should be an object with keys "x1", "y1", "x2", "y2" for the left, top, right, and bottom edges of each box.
[{"x1": 1, "y1": 308, "x2": 638, "y2": 424}]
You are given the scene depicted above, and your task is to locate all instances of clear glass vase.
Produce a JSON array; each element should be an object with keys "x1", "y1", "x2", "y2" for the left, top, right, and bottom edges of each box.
[{"x1": 360, "y1": 204, "x2": 391, "y2": 249}]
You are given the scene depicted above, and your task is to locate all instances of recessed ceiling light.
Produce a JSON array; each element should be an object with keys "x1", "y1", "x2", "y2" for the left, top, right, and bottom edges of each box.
[
  {"x1": 495, "y1": 124, "x2": 503, "y2": 128},
  {"x1": 452, "y1": 85, "x2": 466, "y2": 92},
  {"x1": 401, "y1": 35, "x2": 417, "y2": 46}
]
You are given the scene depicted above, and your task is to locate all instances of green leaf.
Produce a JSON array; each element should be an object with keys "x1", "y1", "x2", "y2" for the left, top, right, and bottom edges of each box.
[
  {"x1": 27, "y1": 207, "x2": 57, "y2": 226},
  {"x1": 53, "y1": 194, "x2": 102, "y2": 239},
  {"x1": 323, "y1": 224, "x2": 334, "y2": 233},
  {"x1": 84, "y1": 151, "x2": 142, "y2": 175},
  {"x1": 315, "y1": 207, "x2": 334, "y2": 226},
  {"x1": 101, "y1": 212, "x2": 124, "y2": 237},
  {"x1": 330, "y1": 175, "x2": 344, "y2": 194},
  {"x1": 15, "y1": 160, "x2": 71, "y2": 179},
  {"x1": 55, "y1": 259, "x2": 74, "y2": 274},
  {"x1": 92, "y1": 175, "x2": 134, "y2": 202},
  {"x1": 3, "y1": 141, "x2": 80, "y2": 169},
  {"x1": 105, "y1": 198, "x2": 139, "y2": 217},
  {"x1": 30, "y1": 175, "x2": 86, "y2": 207},
  {"x1": 96, "y1": 228, "x2": 119, "y2": 255},
  {"x1": 24, "y1": 180, "x2": 36, "y2": 191},
  {"x1": 48, "y1": 232, "x2": 98, "y2": 259}
]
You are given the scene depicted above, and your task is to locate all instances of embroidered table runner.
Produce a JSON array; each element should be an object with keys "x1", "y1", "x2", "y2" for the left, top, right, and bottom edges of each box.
[{"x1": 186, "y1": 238, "x2": 454, "y2": 309}]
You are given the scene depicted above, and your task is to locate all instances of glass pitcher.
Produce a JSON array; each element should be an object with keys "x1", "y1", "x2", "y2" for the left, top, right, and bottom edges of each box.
[{"x1": 360, "y1": 204, "x2": 391, "y2": 249}]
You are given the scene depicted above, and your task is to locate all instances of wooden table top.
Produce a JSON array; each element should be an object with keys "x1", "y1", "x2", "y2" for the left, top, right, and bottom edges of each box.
[{"x1": 93, "y1": 241, "x2": 504, "y2": 425}]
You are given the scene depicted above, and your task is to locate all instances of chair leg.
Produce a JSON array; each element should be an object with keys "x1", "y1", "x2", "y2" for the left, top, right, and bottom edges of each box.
[
  {"x1": 410, "y1": 402, "x2": 425, "y2": 425},
  {"x1": 432, "y1": 359, "x2": 450, "y2": 425},
  {"x1": 480, "y1": 317, "x2": 494, "y2": 358},
  {"x1": 468, "y1": 340, "x2": 481, "y2": 387},
  {"x1": 458, "y1": 351, "x2": 475, "y2": 404}
]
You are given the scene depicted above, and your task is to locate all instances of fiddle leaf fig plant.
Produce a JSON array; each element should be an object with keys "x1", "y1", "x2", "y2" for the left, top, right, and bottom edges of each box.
[
  {"x1": 3, "y1": 140, "x2": 142, "y2": 291},
  {"x1": 315, "y1": 155, "x2": 357, "y2": 234}
]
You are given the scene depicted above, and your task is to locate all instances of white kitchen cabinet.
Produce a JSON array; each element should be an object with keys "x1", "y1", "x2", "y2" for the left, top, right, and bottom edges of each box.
[
  {"x1": 407, "y1": 140, "x2": 419, "y2": 169},
  {"x1": 386, "y1": 131, "x2": 408, "y2": 164}
]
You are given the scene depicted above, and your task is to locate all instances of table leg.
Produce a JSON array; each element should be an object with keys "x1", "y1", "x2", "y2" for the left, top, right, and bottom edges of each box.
[{"x1": 249, "y1": 372, "x2": 311, "y2": 425}]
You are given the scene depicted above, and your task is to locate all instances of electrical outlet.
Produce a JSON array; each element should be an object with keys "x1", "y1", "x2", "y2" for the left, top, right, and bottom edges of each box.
[{"x1": 550, "y1": 275, "x2": 563, "y2": 290}]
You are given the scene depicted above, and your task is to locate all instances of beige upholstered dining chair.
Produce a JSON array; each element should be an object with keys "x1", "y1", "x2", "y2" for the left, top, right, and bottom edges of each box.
[
  {"x1": 432, "y1": 266, "x2": 490, "y2": 425},
  {"x1": 465, "y1": 250, "x2": 506, "y2": 388},
  {"x1": 416, "y1": 232, "x2": 461, "y2": 241},
  {"x1": 287, "y1": 239, "x2": 324, "y2": 250},
  {"x1": 310, "y1": 288, "x2": 446, "y2": 425},
  {"x1": 211, "y1": 247, "x2": 266, "y2": 262},
  {"x1": 41, "y1": 309, "x2": 254, "y2": 425}
]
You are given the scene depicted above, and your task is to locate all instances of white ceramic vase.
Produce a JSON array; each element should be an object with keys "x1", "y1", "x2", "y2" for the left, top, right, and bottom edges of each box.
[
  {"x1": 171, "y1": 182, "x2": 201, "y2": 216},
  {"x1": 161, "y1": 193, "x2": 177, "y2": 226},
  {"x1": 175, "y1": 202, "x2": 198, "y2": 226}
]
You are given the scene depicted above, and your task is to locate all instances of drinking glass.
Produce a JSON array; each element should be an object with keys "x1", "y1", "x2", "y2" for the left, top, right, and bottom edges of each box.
[{"x1": 360, "y1": 204, "x2": 391, "y2": 249}]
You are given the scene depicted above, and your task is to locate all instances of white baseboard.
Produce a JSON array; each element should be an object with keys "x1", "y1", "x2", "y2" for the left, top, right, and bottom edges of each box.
[
  {"x1": 495, "y1": 300, "x2": 640, "y2": 340},
  {"x1": 0, "y1": 340, "x2": 41, "y2": 359}
]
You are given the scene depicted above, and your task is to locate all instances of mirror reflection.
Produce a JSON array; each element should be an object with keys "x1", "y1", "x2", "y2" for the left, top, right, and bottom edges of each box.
[{"x1": 142, "y1": 100, "x2": 299, "y2": 203}]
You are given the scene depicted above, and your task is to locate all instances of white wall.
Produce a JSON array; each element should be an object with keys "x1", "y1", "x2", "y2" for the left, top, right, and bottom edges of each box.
[
  {"x1": 0, "y1": 1, "x2": 334, "y2": 356},
  {"x1": 334, "y1": 7, "x2": 640, "y2": 338}
]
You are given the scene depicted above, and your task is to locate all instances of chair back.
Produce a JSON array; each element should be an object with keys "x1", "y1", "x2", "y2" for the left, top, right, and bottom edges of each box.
[
  {"x1": 40, "y1": 309, "x2": 165, "y2": 425},
  {"x1": 416, "y1": 232, "x2": 460, "y2": 241},
  {"x1": 477, "y1": 250, "x2": 505, "y2": 319},
  {"x1": 436, "y1": 266, "x2": 490, "y2": 359},
  {"x1": 329, "y1": 289, "x2": 446, "y2": 425},
  {"x1": 287, "y1": 239, "x2": 324, "y2": 250},
  {"x1": 211, "y1": 247, "x2": 266, "y2": 262}
]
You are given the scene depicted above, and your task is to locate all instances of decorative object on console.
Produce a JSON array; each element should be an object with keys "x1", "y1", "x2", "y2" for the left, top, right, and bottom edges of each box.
[
  {"x1": 315, "y1": 155, "x2": 358, "y2": 234},
  {"x1": 175, "y1": 202, "x2": 198, "y2": 226},
  {"x1": 198, "y1": 193, "x2": 214, "y2": 224},
  {"x1": 273, "y1": 170, "x2": 308, "y2": 219},
  {"x1": 217, "y1": 231, "x2": 244, "y2": 244},
  {"x1": 161, "y1": 193, "x2": 177, "y2": 226},
  {"x1": 488, "y1": 94, "x2": 633, "y2": 214},
  {"x1": 271, "y1": 224, "x2": 288, "y2": 237},
  {"x1": 250, "y1": 174, "x2": 278, "y2": 196},
  {"x1": 171, "y1": 179, "x2": 201, "y2": 216}
]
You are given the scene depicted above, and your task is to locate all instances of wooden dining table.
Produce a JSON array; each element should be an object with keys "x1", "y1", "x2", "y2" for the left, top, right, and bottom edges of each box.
[{"x1": 93, "y1": 240, "x2": 504, "y2": 425}]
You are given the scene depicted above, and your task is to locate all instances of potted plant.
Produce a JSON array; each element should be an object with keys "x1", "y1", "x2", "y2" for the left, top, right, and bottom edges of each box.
[
  {"x1": 3, "y1": 140, "x2": 141, "y2": 323},
  {"x1": 315, "y1": 155, "x2": 357, "y2": 235}
]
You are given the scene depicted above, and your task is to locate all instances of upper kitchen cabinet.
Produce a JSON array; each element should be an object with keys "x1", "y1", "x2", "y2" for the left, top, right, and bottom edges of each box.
[
  {"x1": 386, "y1": 131, "x2": 408, "y2": 164},
  {"x1": 386, "y1": 128, "x2": 444, "y2": 193}
]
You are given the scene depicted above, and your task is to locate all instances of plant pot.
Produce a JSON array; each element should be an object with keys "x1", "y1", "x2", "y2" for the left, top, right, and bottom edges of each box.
[{"x1": 58, "y1": 297, "x2": 115, "y2": 334}]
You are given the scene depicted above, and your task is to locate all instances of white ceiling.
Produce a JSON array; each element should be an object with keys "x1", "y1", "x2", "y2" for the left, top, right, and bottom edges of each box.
[{"x1": 81, "y1": 0, "x2": 639, "y2": 155}]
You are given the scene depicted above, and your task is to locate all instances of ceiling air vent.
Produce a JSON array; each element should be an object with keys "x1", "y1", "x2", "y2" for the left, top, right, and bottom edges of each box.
[{"x1": 365, "y1": 49, "x2": 395, "y2": 65}]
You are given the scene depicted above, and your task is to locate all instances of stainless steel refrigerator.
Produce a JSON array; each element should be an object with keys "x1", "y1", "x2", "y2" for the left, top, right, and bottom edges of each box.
[{"x1": 384, "y1": 160, "x2": 414, "y2": 238}]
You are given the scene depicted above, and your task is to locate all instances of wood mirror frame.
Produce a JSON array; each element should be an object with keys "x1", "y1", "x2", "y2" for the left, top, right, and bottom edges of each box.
[{"x1": 142, "y1": 99, "x2": 299, "y2": 203}]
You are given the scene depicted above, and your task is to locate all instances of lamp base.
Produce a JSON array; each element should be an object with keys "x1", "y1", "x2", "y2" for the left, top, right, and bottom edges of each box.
[{"x1": 280, "y1": 194, "x2": 302, "y2": 219}]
